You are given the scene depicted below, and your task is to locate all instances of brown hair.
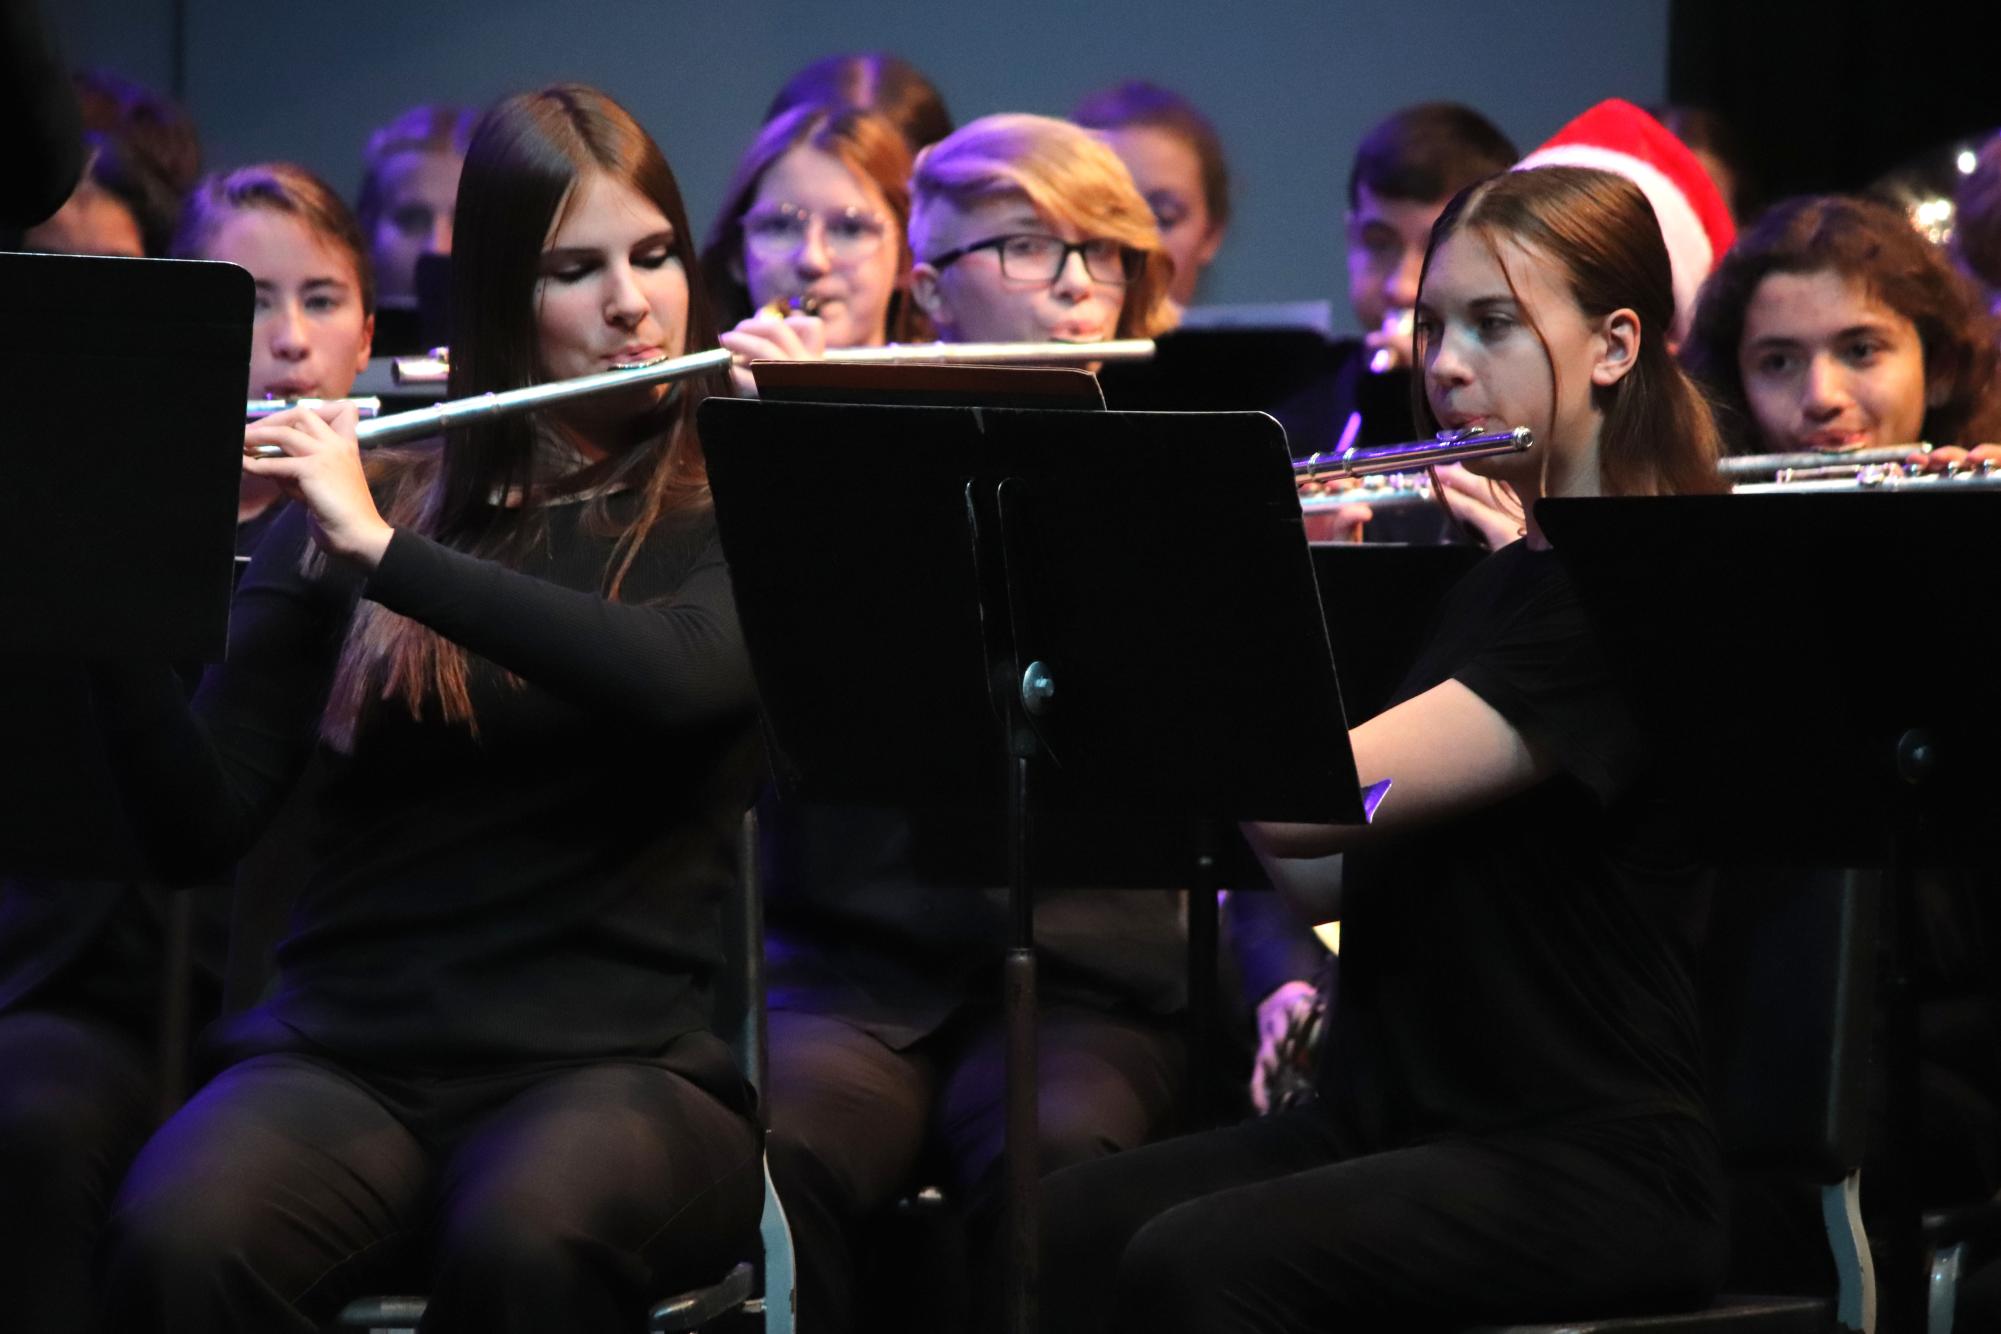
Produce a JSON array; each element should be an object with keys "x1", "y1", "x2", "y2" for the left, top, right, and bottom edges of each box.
[
  {"x1": 173, "y1": 161, "x2": 376, "y2": 315},
  {"x1": 321, "y1": 84, "x2": 726, "y2": 749},
  {"x1": 766, "y1": 53, "x2": 953, "y2": 153},
  {"x1": 1683, "y1": 193, "x2": 2001, "y2": 453},
  {"x1": 1072, "y1": 80, "x2": 1231, "y2": 231},
  {"x1": 1415, "y1": 165, "x2": 1725, "y2": 497},
  {"x1": 1350, "y1": 102, "x2": 1516, "y2": 209},
  {"x1": 73, "y1": 68, "x2": 202, "y2": 196},
  {"x1": 909, "y1": 113, "x2": 1176, "y2": 339},
  {"x1": 699, "y1": 103, "x2": 928, "y2": 341},
  {"x1": 355, "y1": 102, "x2": 478, "y2": 239}
]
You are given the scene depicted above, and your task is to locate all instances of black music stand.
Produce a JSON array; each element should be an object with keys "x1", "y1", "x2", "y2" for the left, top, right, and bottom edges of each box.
[
  {"x1": 698, "y1": 397, "x2": 1369, "y2": 1333},
  {"x1": 1539, "y1": 492, "x2": 2001, "y2": 1334},
  {"x1": 0, "y1": 252, "x2": 251, "y2": 875}
]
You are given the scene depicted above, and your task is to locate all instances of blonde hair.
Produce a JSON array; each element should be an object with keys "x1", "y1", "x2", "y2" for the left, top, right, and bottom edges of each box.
[{"x1": 909, "y1": 113, "x2": 1176, "y2": 337}]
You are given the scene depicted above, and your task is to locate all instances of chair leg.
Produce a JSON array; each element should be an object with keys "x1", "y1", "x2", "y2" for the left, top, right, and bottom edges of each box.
[
  {"x1": 756, "y1": 1155, "x2": 796, "y2": 1334},
  {"x1": 1930, "y1": 1241, "x2": 1966, "y2": 1334},
  {"x1": 1824, "y1": 1171, "x2": 1878, "y2": 1334}
]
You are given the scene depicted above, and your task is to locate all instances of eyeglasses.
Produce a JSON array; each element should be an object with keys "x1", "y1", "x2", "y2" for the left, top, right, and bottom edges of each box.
[
  {"x1": 924, "y1": 234, "x2": 1141, "y2": 286},
  {"x1": 741, "y1": 203, "x2": 890, "y2": 261}
]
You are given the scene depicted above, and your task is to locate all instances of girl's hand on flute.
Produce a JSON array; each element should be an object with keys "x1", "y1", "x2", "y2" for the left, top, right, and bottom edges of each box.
[
  {"x1": 241, "y1": 400, "x2": 393, "y2": 570},
  {"x1": 1434, "y1": 464, "x2": 1525, "y2": 550},
  {"x1": 1911, "y1": 444, "x2": 2001, "y2": 473},
  {"x1": 719, "y1": 313, "x2": 827, "y2": 397}
]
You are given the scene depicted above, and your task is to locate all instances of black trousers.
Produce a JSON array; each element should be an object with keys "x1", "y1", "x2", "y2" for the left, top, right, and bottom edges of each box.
[
  {"x1": 766, "y1": 1005, "x2": 1185, "y2": 1334},
  {"x1": 1039, "y1": 1102, "x2": 1726, "y2": 1334},
  {"x1": 98, "y1": 1050, "x2": 763, "y2": 1333},
  {"x1": 0, "y1": 1008, "x2": 160, "y2": 1334}
]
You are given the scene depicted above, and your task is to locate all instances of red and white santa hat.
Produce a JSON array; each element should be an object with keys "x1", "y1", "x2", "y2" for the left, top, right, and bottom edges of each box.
[{"x1": 1514, "y1": 99, "x2": 1736, "y2": 340}]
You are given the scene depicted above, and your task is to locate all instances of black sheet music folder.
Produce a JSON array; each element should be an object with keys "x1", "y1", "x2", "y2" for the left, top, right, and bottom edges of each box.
[
  {"x1": 697, "y1": 398, "x2": 1363, "y2": 828},
  {"x1": 1, "y1": 253, "x2": 252, "y2": 875},
  {"x1": 0, "y1": 253, "x2": 251, "y2": 660},
  {"x1": 1538, "y1": 492, "x2": 2001, "y2": 866}
]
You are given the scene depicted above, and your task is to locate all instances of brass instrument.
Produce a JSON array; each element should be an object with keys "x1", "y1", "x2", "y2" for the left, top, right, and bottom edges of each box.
[
  {"x1": 1295, "y1": 426, "x2": 1532, "y2": 481},
  {"x1": 247, "y1": 397, "x2": 380, "y2": 421},
  {"x1": 245, "y1": 347, "x2": 733, "y2": 459}
]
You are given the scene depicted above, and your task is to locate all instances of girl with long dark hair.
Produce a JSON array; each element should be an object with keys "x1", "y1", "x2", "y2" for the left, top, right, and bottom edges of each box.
[{"x1": 93, "y1": 84, "x2": 761, "y2": 1333}]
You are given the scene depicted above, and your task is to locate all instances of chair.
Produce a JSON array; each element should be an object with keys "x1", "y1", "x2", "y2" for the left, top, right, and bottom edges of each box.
[
  {"x1": 1470, "y1": 867, "x2": 1881, "y2": 1334},
  {"x1": 331, "y1": 809, "x2": 795, "y2": 1334}
]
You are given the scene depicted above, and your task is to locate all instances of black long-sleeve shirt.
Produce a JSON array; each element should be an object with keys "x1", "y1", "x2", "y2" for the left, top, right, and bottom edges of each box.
[{"x1": 94, "y1": 492, "x2": 761, "y2": 1093}]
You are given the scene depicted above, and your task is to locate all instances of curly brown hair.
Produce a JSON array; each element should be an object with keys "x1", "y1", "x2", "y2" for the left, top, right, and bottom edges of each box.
[{"x1": 1683, "y1": 193, "x2": 2001, "y2": 453}]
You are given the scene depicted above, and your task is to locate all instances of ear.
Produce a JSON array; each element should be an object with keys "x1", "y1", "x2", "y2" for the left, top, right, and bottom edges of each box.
[
  {"x1": 1926, "y1": 372, "x2": 1952, "y2": 410},
  {"x1": 1194, "y1": 222, "x2": 1227, "y2": 269},
  {"x1": 355, "y1": 313, "x2": 376, "y2": 374},
  {"x1": 909, "y1": 263, "x2": 949, "y2": 329},
  {"x1": 727, "y1": 248, "x2": 746, "y2": 287},
  {"x1": 1589, "y1": 307, "x2": 1641, "y2": 388}
]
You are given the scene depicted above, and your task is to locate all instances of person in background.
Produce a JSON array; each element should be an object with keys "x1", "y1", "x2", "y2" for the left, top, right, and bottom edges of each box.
[
  {"x1": 704, "y1": 103, "x2": 925, "y2": 358},
  {"x1": 355, "y1": 103, "x2": 477, "y2": 306},
  {"x1": 20, "y1": 131, "x2": 171, "y2": 257},
  {"x1": 73, "y1": 68, "x2": 201, "y2": 197},
  {"x1": 0, "y1": 158, "x2": 373, "y2": 1334},
  {"x1": 1345, "y1": 102, "x2": 1517, "y2": 378},
  {"x1": 766, "y1": 51, "x2": 953, "y2": 154},
  {"x1": 1683, "y1": 192, "x2": 2001, "y2": 461},
  {"x1": 1073, "y1": 79, "x2": 1230, "y2": 310},
  {"x1": 734, "y1": 112, "x2": 1182, "y2": 1334}
]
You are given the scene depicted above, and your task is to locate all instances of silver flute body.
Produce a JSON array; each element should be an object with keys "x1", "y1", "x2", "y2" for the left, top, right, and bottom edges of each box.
[
  {"x1": 817, "y1": 338, "x2": 1156, "y2": 366},
  {"x1": 1294, "y1": 426, "x2": 1533, "y2": 481},
  {"x1": 1298, "y1": 474, "x2": 1443, "y2": 513},
  {"x1": 1733, "y1": 466, "x2": 2001, "y2": 495},
  {"x1": 246, "y1": 348, "x2": 733, "y2": 458},
  {"x1": 1717, "y1": 444, "x2": 1931, "y2": 478},
  {"x1": 389, "y1": 338, "x2": 1157, "y2": 385},
  {"x1": 247, "y1": 397, "x2": 380, "y2": 420}
]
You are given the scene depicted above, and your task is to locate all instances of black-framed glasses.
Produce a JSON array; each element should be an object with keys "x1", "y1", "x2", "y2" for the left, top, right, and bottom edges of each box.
[
  {"x1": 741, "y1": 203, "x2": 891, "y2": 261},
  {"x1": 924, "y1": 233, "x2": 1140, "y2": 285}
]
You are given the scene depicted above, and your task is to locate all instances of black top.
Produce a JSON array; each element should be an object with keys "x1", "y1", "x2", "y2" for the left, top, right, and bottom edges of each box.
[
  {"x1": 94, "y1": 491, "x2": 761, "y2": 1099},
  {"x1": 1326, "y1": 542, "x2": 1711, "y2": 1146}
]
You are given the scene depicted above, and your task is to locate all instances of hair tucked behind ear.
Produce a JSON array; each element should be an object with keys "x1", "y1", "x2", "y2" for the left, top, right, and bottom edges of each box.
[{"x1": 1415, "y1": 165, "x2": 1726, "y2": 497}]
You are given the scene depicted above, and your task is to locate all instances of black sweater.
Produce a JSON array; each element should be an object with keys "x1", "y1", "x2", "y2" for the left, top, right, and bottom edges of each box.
[{"x1": 94, "y1": 493, "x2": 760, "y2": 1092}]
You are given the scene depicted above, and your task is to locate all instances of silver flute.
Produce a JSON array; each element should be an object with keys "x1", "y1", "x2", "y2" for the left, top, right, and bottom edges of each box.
[
  {"x1": 245, "y1": 348, "x2": 733, "y2": 459},
  {"x1": 1298, "y1": 474, "x2": 1445, "y2": 513},
  {"x1": 1717, "y1": 443, "x2": 1931, "y2": 478},
  {"x1": 247, "y1": 397, "x2": 380, "y2": 420},
  {"x1": 390, "y1": 336, "x2": 1157, "y2": 385},
  {"x1": 1294, "y1": 426, "x2": 1533, "y2": 481}
]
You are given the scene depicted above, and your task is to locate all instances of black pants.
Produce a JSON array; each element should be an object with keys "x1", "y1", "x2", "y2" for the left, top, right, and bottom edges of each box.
[
  {"x1": 766, "y1": 1005, "x2": 1185, "y2": 1334},
  {"x1": 0, "y1": 1008, "x2": 159, "y2": 1334},
  {"x1": 1039, "y1": 1102, "x2": 1726, "y2": 1334},
  {"x1": 98, "y1": 1050, "x2": 763, "y2": 1333}
]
